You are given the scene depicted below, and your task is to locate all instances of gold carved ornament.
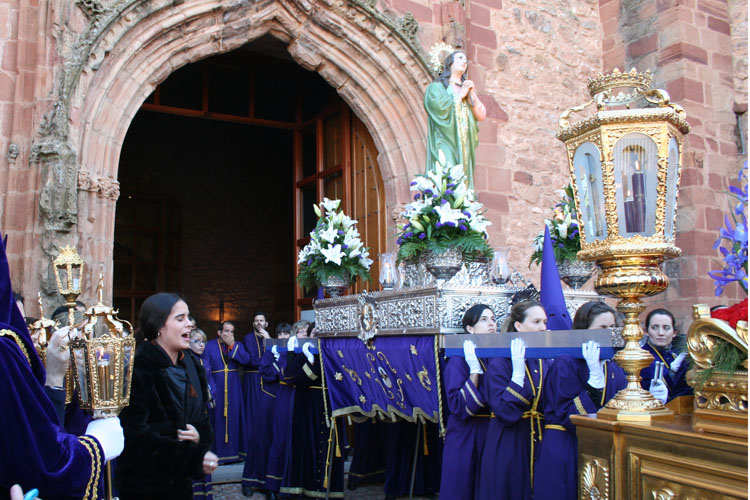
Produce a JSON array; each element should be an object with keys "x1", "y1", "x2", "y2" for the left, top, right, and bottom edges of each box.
[
  {"x1": 687, "y1": 304, "x2": 748, "y2": 370},
  {"x1": 581, "y1": 458, "x2": 610, "y2": 500}
]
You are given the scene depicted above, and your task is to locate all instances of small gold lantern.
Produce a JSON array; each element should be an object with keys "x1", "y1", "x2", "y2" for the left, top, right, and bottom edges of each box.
[
  {"x1": 69, "y1": 276, "x2": 135, "y2": 418},
  {"x1": 557, "y1": 68, "x2": 690, "y2": 421},
  {"x1": 29, "y1": 293, "x2": 56, "y2": 367},
  {"x1": 52, "y1": 245, "x2": 84, "y2": 328}
]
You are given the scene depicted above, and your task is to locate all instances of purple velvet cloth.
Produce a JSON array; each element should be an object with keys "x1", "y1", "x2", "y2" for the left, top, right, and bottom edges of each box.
[
  {"x1": 203, "y1": 339, "x2": 249, "y2": 463},
  {"x1": 261, "y1": 352, "x2": 293, "y2": 493},
  {"x1": 640, "y1": 342, "x2": 693, "y2": 401},
  {"x1": 533, "y1": 356, "x2": 626, "y2": 500},
  {"x1": 241, "y1": 340, "x2": 277, "y2": 491},
  {"x1": 382, "y1": 421, "x2": 442, "y2": 497},
  {"x1": 439, "y1": 356, "x2": 491, "y2": 500},
  {"x1": 475, "y1": 357, "x2": 551, "y2": 500}
]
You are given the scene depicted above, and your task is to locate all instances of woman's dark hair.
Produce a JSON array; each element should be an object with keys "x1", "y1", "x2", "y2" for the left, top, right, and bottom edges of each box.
[
  {"x1": 573, "y1": 301, "x2": 617, "y2": 330},
  {"x1": 462, "y1": 304, "x2": 493, "y2": 333},
  {"x1": 435, "y1": 51, "x2": 467, "y2": 88},
  {"x1": 307, "y1": 321, "x2": 316, "y2": 337},
  {"x1": 275, "y1": 323, "x2": 292, "y2": 338},
  {"x1": 645, "y1": 308, "x2": 676, "y2": 331},
  {"x1": 502, "y1": 300, "x2": 544, "y2": 333},
  {"x1": 138, "y1": 293, "x2": 183, "y2": 342}
]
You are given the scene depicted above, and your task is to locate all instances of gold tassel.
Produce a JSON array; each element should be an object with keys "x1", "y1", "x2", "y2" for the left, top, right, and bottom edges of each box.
[{"x1": 422, "y1": 423, "x2": 429, "y2": 456}]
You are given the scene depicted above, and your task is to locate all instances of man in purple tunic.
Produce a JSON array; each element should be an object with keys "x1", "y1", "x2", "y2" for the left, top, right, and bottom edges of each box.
[
  {"x1": 203, "y1": 321, "x2": 249, "y2": 464},
  {"x1": 0, "y1": 235, "x2": 123, "y2": 499},
  {"x1": 241, "y1": 312, "x2": 277, "y2": 496},
  {"x1": 533, "y1": 345, "x2": 626, "y2": 500},
  {"x1": 262, "y1": 337, "x2": 293, "y2": 500}
]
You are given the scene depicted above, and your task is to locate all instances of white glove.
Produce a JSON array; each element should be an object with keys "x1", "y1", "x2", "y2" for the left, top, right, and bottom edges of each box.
[
  {"x1": 302, "y1": 342, "x2": 315, "y2": 364},
  {"x1": 463, "y1": 340, "x2": 483, "y2": 375},
  {"x1": 272, "y1": 345, "x2": 280, "y2": 361},
  {"x1": 510, "y1": 338, "x2": 526, "y2": 387},
  {"x1": 85, "y1": 417, "x2": 124, "y2": 462},
  {"x1": 648, "y1": 362, "x2": 668, "y2": 404},
  {"x1": 582, "y1": 341, "x2": 605, "y2": 389},
  {"x1": 670, "y1": 352, "x2": 687, "y2": 372},
  {"x1": 287, "y1": 336, "x2": 298, "y2": 352}
]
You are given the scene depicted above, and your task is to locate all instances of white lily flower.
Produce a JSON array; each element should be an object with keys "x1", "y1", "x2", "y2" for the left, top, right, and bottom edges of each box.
[
  {"x1": 435, "y1": 204, "x2": 463, "y2": 226},
  {"x1": 321, "y1": 197, "x2": 341, "y2": 213},
  {"x1": 449, "y1": 164, "x2": 465, "y2": 182},
  {"x1": 321, "y1": 244, "x2": 344, "y2": 265},
  {"x1": 319, "y1": 223, "x2": 338, "y2": 244},
  {"x1": 348, "y1": 242, "x2": 363, "y2": 258},
  {"x1": 359, "y1": 256, "x2": 373, "y2": 269},
  {"x1": 469, "y1": 217, "x2": 492, "y2": 233},
  {"x1": 412, "y1": 176, "x2": 436, "y2": 193}
]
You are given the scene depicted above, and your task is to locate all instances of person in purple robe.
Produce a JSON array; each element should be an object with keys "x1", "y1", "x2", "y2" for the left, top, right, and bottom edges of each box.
[
  {"x1": 190, "y1": 328, "x2": 215, "y2": 500},
  {"x1": 280, "y1": 322, "x2": 345, "y2": 498},
  {"x1": 475, "y1": 300, "x2": 550, "y2": 500},
  {"x1": 203, "y1": 320, "x2": 249, "y2": 464},
  {"x1": 262, "y1": 324, "x2": 293, "y2": 500},
  {"x1": 0, "y1": 235, "x2": 124, "y2": 500},
  {"x1": 346, "y1": 420, "x2": 386, "y2": 490},
  {"x1": 383, "y1": 421, "x2": 442, "y2": 499},
  {"x1": 241, "y1": 312, "x2": 277, "y2": 497},
  {"x1": 533, "y1": 301, "x2": 627, "y2": 500},
  {"x1": 640, "y1": 308, "x2": 692, "y2": 403},
  {"x1": 439, "y1": 304, "x2": 497, "y2": 500}
]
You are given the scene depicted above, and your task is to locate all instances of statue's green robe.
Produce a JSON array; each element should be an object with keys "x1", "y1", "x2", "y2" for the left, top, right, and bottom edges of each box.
[{"x1": 424, "y1": 81, "x2": 479, "y2": 190}]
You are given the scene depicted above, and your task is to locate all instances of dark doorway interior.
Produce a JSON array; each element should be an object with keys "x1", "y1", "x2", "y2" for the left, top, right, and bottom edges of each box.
[{"x1": 115, "y1": 37, "x2": 337, "y2": 336}]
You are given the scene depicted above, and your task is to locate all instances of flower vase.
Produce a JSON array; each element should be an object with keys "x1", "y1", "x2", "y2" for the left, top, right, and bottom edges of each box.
[
  {"x1": 422, "y1": 247, "x2": 463, "y2": 283},
  {"x1": 322, "y1": 273, "x2": 350, "y2": 298},
  {"x1": 557, "y1": 258, "x2": 595, "y2": 289}
]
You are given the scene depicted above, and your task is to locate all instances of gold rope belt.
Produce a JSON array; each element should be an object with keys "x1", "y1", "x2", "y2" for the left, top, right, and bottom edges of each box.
[{"x1": 544, "y1": 424, "x2": 566, "y2": 431}]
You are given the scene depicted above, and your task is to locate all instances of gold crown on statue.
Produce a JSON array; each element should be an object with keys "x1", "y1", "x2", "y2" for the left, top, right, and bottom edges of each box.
[
  {"x1": 587, "y1": 67, "x2": 652, "y2": 98},
  {"x1": 429, "y1": 42, "x2": 455, "y2": 74}
]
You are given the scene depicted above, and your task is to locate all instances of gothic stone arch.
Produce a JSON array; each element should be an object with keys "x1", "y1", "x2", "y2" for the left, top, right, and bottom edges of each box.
[{"x1": 31, "y1": 0, "x2": 432, "y2": 297}]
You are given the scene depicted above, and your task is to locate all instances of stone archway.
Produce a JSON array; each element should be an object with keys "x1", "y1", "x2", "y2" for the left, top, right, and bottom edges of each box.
[{"x1": 32, "y1": 0, "x2": 432, "y2": 299}]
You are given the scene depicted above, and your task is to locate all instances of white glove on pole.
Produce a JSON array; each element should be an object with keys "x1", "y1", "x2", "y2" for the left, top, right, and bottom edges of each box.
[
  {"x1": 463, "y1": 340, "x2": 483, "y2": 375},
  {"x1": 272, "y1": 345, "x2": 280, "y2": 361},
  {"x1": 85, "y1": 417, "x2": 124, "y2": 462},
  {"x1": 649, "y1": 362, "x2": 668, "y2": 404},
  {"x1": 302, "y1": 342, "x2": 315, "y2": 364},
  {"x1": 510, "y1": 338, "x2": 526, "y2": 387},
  {"x1": 582, "y1": 341, "x2": 605, "y2": 389},
  {"x1": 287, "y1": 336, "x2": 298, "y2": 352},
  {"x1": 670, "y1": 352, "x2": 687, "y2": 372}
]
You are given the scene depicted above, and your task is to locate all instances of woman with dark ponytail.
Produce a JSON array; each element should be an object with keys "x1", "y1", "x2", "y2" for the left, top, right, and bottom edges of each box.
[{"x1": 115, "y1": 293, "x2": 219, "y2": 499}]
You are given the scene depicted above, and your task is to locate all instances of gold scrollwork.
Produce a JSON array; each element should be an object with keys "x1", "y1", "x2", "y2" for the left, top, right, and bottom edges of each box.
[
  {"x1": 417, "y1": 366, "x2": 432, "y2": 392},
  {"x1": 580, "y1": 458, "x2": 610, "y2": 500},
  {"x1": 367, "y1": 352, "x2": 395, "y2": 400},
  {"x1": 650, "y1": 487, "x2": 676, "y2": 500},
  {"x1": 410, "y1": 345, "x2": 418, "y2": 355},
  {"x1": 342, "y1": 365, "x2": 363, "y2": 386},
  {"x1": 337, "y1": 350, "x2": 344, "y2": 358},
  {"x1": 396, "y1": 378, "x2": 405, "y2": 402},
  {"x1": 687, "y1": 305, "x2": 748, "y2": 370},
  {"x1": 377, "y1": 351, "x2": 398, "y2": 374}
]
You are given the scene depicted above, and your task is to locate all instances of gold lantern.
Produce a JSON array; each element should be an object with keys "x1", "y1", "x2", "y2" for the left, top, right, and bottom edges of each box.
[
  {"x1": 29, "y1": 293, "x2": 56, "y2": 366},
  {"x1": 52, "y1": 245, "x2": 84, "y2": 328},
  {"x1": 557, "y1": 68, "x2": 690, "y2": 421},
  {"x1": 69, "y1": 276, "x2": 135, "y2": 418}
]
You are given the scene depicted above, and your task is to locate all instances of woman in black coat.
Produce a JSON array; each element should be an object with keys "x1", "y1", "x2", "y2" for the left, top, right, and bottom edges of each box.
[{"x1": 115, "y1": 293, "x2": 218, "y2": 499}]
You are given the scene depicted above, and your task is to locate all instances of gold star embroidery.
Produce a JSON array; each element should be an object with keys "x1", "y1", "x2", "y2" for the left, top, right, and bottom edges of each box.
[
  {"x1": 405, "y1": 373, "x2": 412, "y2": 381},
  {"x1": 359, "y1": 395, "x2": 366, "y2": 404},
  {"x1": 410, "y1": 345, "x2": 418, "y2": 355},
  {"x1": 334, "y1": 372, "x2": 343, "y2": 381},
  {"x1": 337, "y1": 350, "x2": 344, "y2": 358},
  {"x1": 365, "y1": 372, "x2": 371, "y2": 379}
]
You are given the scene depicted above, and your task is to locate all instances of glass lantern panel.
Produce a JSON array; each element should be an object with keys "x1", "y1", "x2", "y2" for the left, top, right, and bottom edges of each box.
[
  {"x1": 572, "y1": 143, "x2": 607, "y2": 243},
  {"x1": 95, "y1": 344, "x2": 116, "y2": 402},
  {"x1": 613, "y1": 133, "x2": 658, "y2": 237},
  {"x1": 72, "y1": 347, "x2": 90, "y2": 405},
  {"x1": 122, "y1": 343, "x2": 133, "y2": 399},
  {"x1": 665, "y1": 137, "x2": 680, "y2": 239}
]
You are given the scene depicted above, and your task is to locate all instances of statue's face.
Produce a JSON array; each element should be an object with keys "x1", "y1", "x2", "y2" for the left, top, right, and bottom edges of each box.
[{"x1": 450, "y1": 52, "x2": 468, "y2": 74}]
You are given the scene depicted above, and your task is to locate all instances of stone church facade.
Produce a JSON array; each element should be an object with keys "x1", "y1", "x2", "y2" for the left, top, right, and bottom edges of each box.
[{"x1": 0, "y1": 0, "x2": 746, "y2": 325}]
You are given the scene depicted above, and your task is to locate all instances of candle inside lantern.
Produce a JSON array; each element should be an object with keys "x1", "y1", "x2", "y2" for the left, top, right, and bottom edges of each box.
[
  {"x1": 96, "y1": 347, "x2": 114, "y2": 401},
  {"x1": 631, "y1": 159, "x2": 646, "y2": 232},
  {"x1": 72, "y1": 277, "x2": 80, "y2": 291},
  {"x1": 624, "y1": 188, "x2": 636, "y2": 232}
]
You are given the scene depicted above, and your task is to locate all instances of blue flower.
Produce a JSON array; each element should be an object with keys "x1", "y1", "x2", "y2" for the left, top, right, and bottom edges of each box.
[
  {"x1": 419, "y1": 233, "x2": 426, "y2": 239},
  {"x1": 440, "y1": 199, "x2": 448, "y2": 205},
  {"x1": 338, "y1": 230, "x2": 345, "y2": 235},
  {"x1": 396, "y1": 237, "x2": 403, "y2": 245},
  {"x1": 404, "y1": 232, "x2": 413, "y2": 238},
  {"x1": 445, "y1": 189, "x2": 454, "y2": 195},
  {"x1": 459, "y1": 224, "x2": 468, "y2": 231},
  {"x1": 414, "y1": 194, "x2": 421, "y2": 200}
]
